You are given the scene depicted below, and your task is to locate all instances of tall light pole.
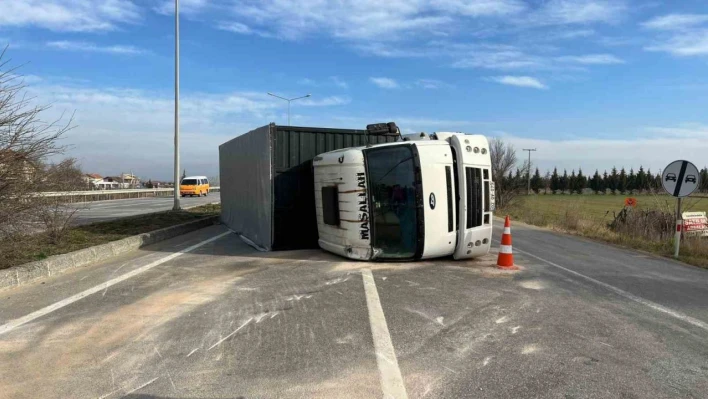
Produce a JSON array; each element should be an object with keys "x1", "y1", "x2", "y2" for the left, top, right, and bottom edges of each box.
[
  {"x1": 173, "y1": 0, "x2": 181, "y2": 210},
  {"x1": 523, "y1": 148, "x2": 537, "y2": 195},
  {"x1": 267, "y1": 92, "x2": 311, "y2": 126}
]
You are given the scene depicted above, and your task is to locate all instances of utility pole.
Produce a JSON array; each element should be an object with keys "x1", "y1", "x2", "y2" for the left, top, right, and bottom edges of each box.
[
  {"x1": 523, "y1": 148, "x2": 537, "y2": 195},
  {"x1": 173, "y1": 0, "x2": 181, "y2": 210},
  {"x1": 267, "y1": 92, "x2": 311, "y2": 125}
]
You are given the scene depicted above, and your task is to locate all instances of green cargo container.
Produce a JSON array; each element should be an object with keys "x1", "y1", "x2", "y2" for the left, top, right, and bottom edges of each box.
[{"x1": 219, "y1": 123, "x2": 397, "y2": 250}]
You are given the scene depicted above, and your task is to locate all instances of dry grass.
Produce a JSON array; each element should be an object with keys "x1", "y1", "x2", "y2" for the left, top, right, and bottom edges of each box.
[
  {"x1": 504, "y1": 195, "x2": 708, "y2": 269},
  {"x1": 0, "y1": 203, "x2": 221, "y2": 270}
]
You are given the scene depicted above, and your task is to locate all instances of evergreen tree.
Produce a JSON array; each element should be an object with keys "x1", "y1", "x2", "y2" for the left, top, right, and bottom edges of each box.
[
  {"x1": 646, "y1": 169, "x2": 654, "y2": 192},
  {"x1": 636, "y1": 166, "x2": 647, "y2": 194},
  {"x1": 618, "y1": 168, "x2": 627, "y2": 193},
  {"x1": 601, "y1": 170, "x2": 609, "y2": 194},
  {"x1": 560, "y1": 169, "x2": 569, "y2": 194},
  {"x1": 569, "y1": 170, "x2": 577, "y2": 195},
  {"x1": 514, "y1": 168, "x2": 522, "y2": 188},
  {"x1": 530, "y1": 168, "x2": 543, "y2": 194},
  {"x1": 576, "y1": 168, "x2": 586, "y2": 194},
  {"x1": 181, "y1": 169, "x2": 187, "y2": 181},
  {"x1": 627, "y1": 168, "x2": 636, "y2": 194},
  {"x1": 700, "y1": 167, "x2": 708, "y2": 193},
  {"x1": 590, "y1": 170, "x2": 601, "y2": 194},
  {"x1": 507, "y1": 170, "x2": 515, "y2": 189},
  {"x1": 618, "y1": 167, "x2": 628, "y2": 194},
  {"x1": 550, "y1": 168, "x2": 560, "y2": 194},
  {"x1": 544, "y1": 171, "x2": 552, "y2": 194},
  {"x1": 608, "y1": 167, "x2": 618, "y2": 194}
]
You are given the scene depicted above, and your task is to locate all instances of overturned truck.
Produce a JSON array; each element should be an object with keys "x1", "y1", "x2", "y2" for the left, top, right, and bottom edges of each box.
[{"x1": 219, "y1": 122, "x2": 494, "y2": 261}]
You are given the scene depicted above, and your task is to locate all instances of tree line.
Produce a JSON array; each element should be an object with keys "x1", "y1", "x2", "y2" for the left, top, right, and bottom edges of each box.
[{"x1": 502, "y1": 165, "x2": 708, "y2": 195}]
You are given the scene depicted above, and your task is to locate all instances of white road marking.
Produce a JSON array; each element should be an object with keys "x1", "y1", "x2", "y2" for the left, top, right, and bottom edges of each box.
[
  {"x1": 124, "y1": 377, "x2": 160, "y2": 395},
  {"x1": 361, "y1": 269, "x2": 408, "y2": 399},
  {"x1": 514, "y1": 247, "x2": 708, "y2": 332},
  {"x1": 0, "y1": 231, "x2": 231, "y2": 337},
  {"x1": 208, "y1": 318, "x2": 253, "y2": 350}
]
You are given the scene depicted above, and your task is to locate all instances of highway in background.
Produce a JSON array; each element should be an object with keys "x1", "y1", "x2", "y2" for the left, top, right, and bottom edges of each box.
[
  {"x1": 73, "y1": 193, "x2": 221, "y2": 225},
  {"x1": 1, "y1": 220, "x2": 707, "y2": 398}
]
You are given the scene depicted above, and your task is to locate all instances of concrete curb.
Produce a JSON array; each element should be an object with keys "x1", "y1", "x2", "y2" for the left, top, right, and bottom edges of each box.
[{"x1": 0, "y1": 216, "x2": 219, "y2": 291}]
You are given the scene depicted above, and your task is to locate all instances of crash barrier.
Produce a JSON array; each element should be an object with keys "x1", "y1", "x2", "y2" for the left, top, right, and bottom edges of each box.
[{"x1": 37, "y1": 187, "x2": 221, "y2": 203}]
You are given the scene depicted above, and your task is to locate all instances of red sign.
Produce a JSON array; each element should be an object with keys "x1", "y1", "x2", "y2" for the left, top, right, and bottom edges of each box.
[
  {"x1": 624, "y1": 197, "x2": 637, "y2": 207},
  {"x1": 682, "y1": 212, "x2": 708, "y2": 237}
]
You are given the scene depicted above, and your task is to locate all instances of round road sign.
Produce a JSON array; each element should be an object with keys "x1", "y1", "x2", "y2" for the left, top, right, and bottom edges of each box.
[{"x1": 662, "y1": 160, "x2": 701, "y2": 198}]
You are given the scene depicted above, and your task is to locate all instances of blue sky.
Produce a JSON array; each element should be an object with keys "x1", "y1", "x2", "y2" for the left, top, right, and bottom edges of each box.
[{"x1": 1, "y1": 0, "x2": 708, "y2": 180}]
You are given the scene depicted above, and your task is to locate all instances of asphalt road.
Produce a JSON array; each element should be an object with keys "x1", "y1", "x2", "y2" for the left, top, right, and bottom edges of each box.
[
  {"x1": 1, "y1": 221, "x2": 707, "y2": 398},
  {"x1": 72, "y1": 193, "x2": 221, "y2": 225}
]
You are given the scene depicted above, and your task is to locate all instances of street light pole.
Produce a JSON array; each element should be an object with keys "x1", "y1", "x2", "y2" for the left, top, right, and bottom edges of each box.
[
  {"x1": 267, "y1": 92, "x2": 311, "y2": 126},
  {"x1": 173, "y1": 0, "x2": 181, "y2": 210},
  {"x1": 523, "y1": 148, "x2": 537, "y2": 195}
]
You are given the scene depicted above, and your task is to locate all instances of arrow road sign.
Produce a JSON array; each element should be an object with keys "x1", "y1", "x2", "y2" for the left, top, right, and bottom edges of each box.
[{"x1": 662, "y1": 160, "x2": 701, "y2": 198}]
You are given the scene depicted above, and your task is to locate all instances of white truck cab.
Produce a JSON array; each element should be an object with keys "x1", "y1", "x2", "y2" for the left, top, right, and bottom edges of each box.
[{"x1": 313, "y1": 123, "x2": 494, "y2": 261}]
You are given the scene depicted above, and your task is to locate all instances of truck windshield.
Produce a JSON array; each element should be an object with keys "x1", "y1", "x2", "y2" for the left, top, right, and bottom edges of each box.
[{"x1": 366, "y1": 145, "x2": 420, "y2": 259}]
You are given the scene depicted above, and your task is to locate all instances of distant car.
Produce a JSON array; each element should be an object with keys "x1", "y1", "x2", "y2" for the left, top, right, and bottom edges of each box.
[
  {"x1": 685, "y1": 174, "x2": 697, "y2": 183},
  {"x1": 180, "y1": 176, "x2": 210, "y2": 197},
  {"x1": 665, "y1": 173, "x2": 677, "y2": 182}
]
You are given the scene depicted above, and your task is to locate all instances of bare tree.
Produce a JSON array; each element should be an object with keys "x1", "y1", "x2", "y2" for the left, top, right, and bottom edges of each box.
[
  {"x1": 489, "y1": 138, "x2": 523, "y2": 208},
  {"x1": 0, "y1": 47, "x2": 75, "y2": 239},
  {"x1": 36, "y1": 158, "x2": 84, "y2": 243}
]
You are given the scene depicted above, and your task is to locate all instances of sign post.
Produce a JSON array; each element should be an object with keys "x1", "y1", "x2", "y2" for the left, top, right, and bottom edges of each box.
[{"x1": 661, "y1": 160, "x2": 701, "y2": 259}]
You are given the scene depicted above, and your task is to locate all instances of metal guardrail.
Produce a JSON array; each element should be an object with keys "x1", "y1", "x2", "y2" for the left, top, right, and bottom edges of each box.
[
  {"x1": 40, "y1": 187, "x2": 221, "y2": 197},
  {"x1": 36, "y1": 187, "x2": 221, "y2": 203}
]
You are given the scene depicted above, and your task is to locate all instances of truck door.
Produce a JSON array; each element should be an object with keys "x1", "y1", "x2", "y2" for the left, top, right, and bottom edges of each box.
[{"x1": 416, "y1": 144, "x2": 458, "y2": 259}]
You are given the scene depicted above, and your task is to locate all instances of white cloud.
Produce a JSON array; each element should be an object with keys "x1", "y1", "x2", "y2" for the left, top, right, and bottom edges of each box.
[
  {"x1": 154, "y1": 0, "x2": 208, "y2": 15},
  {"x1": 296, "y1": 76, "x2": 349, "y2": 89},
  {"x1": 645, "y1": 30, "x2": 708, "y2": 56},
  {"x1": 415, "y1": 79, "x2": 453, "y2": 89},
  {"x1": 370, "y1": 77, "x2": 399, "y2": 89},
  {"x1": 0, "y1": 0, "x2": 140, "y2": 32},
  {"x1": 497, "y1": 126, "x2": 708, "y2": 174},
  {"x1": 453, "y1": 49, "x2": 543, "y2": 70},
  {"x1": 556, "y1": 53, "x2": 625, "y2": 64},
  {"x1": 297, "y1": 78, "x2": 317, "y2": 86},
  {"x1": 217, "y1": 21, "x2": 252, "y2": 34},
  {"x1": 355, "y1": 43, "x2": 432, "y2": 58},
  {"x1": 22, "y1": 78, "x2": 349, "y2": 180},
  {"x1": 299, "y1": 96, "x2": 350, "y2": 106},
  {"x1": 525, "y1": 0, "x2": 627, "y2": 26},
  {"x1": 431, "y1": 0, "x2": 526, "y2": 16},
  {"x1": 222, "y1": 0, "x2": 525, "y2": 41},
  {"x1": 488, "y1": 76, "x2": 547, "y2": 89},
  {"x1": 642, "y1": 14, "x2": 708, "y2": 31},
  {"x1": 542, "y1": 29, "x2": 596, "y2": 40},
  {"x1": 46, "y1": 41, "x2": 146, "y2": 55},
  {"x1": 641, "y1": 13, "x2": 708, "y2": 57},
  {"x1": 330, "y1": 76, "x2": 348, "y2": 88}
]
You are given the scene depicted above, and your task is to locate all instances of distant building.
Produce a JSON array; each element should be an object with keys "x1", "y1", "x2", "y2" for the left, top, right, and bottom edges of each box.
[
  {"x1": 83, "y1": 173, "x2": 103, "y2": 189},
  {"x1": 120, "y1": 173, "x2": 141, "y2": 188}
]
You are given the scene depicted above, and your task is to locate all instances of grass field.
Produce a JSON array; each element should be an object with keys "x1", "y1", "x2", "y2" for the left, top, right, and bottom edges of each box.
[
  {"x1": 506, "y1": 193, "x2": 708, "y2": 223},
  {"x1": 0, "y1": 204, "x2": 220, "y2": 270},
  {"x1": 502, "y1": 194, "x2": 708, "y2": 268}
]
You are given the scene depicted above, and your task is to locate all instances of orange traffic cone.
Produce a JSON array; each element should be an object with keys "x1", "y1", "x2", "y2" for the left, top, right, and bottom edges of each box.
[{"x1": 497, "y1": 215, "x2": 515, "y2": 269}]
